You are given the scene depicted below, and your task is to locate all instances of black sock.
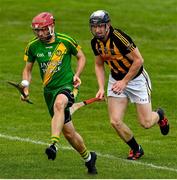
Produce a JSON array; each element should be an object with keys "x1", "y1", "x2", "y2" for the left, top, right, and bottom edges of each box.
[
  {"x1": 126, "y1": 137, "x2": 139, "y2": 151},
  {"x1": 156, "y1": 109, "x2": 163, "y2": 121}
]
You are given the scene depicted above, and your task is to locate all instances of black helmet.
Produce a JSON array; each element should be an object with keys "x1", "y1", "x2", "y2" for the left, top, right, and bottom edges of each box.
[
  {"x1": 89, "y1": 10, "x2": 110, "y2": 26},
  {"x1": 89, "y1": 10, "x2": 110, "y2": 39}
]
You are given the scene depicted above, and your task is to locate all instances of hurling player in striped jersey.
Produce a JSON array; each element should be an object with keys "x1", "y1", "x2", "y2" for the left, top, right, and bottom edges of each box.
[{"x1": 89, "y1": 10, "x2": 169, "y2": 160}]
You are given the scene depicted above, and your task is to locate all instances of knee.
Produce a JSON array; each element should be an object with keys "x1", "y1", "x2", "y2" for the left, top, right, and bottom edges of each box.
[
  {"x1": 54, "y1": 100, "x2": 65, "y2": 112},
  {"x1": 110, "y1": 118, "x2": 123, "y2": 129}
]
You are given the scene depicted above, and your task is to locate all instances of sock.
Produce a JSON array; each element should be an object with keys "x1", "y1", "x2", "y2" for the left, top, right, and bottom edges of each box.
[
  {"x1": 156, "y1": 110, "x2": 163, "y2": 122},
  {"x1": 51, "y1": 135, "x2": 60, "y2": 145},
  {"x1": 80, "y1": 148, "x2": 91, "y2": 162},
  {"x1": 126, "y1": 137, "x2": 139, "y2": 151}
]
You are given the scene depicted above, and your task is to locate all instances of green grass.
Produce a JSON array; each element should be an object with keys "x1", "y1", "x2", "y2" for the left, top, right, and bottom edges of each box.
[{"x1": 0, "y1": 0, "x2": 177, "y2": 178}]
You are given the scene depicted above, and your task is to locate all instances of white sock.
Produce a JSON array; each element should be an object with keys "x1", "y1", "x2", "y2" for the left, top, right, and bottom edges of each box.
[{"x1": 85, "y1": 153, "x2": 91, "y2": 162}]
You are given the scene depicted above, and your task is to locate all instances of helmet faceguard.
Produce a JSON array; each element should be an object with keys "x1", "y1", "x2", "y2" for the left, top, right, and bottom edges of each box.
[
  {"x1": 89, "y1": 10, "x2": 110, "y2": 40},
  {"x1": 31, "y1": 12, "x2": 55, "y2": 43}
]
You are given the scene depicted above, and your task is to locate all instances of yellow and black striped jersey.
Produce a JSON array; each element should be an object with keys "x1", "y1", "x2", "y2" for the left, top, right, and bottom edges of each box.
[{"x1": 91, "y1": 26, "x2": 143, "y2": 80}]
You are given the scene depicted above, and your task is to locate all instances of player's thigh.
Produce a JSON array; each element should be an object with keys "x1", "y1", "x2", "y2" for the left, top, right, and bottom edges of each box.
[
  {"x1": 108, "y1": 97, "x2": 128, "y2": 122},
  {"x1": 136, "y1": 102, "x2": 152, "y2": 123}
]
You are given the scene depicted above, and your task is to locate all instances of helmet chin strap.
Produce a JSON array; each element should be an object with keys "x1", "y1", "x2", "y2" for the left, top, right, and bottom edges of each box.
[
  {"x1": 48, "y1": 26, "x2": 55, "y2": 36},
  {"x1": 105, "y1": 24, "x2": 109, "y2": 32},
  {"x1": 40, "y1": 26, "x2": 55, "y2": 43}
]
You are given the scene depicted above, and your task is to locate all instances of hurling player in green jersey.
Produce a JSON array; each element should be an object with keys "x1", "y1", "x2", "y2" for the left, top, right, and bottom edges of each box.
[{"x1": 20, "y1": 12, "x2": 97, "y2": 174}]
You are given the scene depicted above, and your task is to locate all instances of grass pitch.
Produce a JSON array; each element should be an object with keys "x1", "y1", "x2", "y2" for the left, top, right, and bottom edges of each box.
[{"x1": 0, "y1": 0, "x2": 177, "y2": 178}]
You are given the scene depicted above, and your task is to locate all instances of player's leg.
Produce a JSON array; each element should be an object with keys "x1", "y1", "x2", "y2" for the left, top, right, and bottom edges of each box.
[
  {"x1": 136, "y1": 102, "x2": 159, "y2": 128},
  {"x1": 132, "y1": 70, "x2": 169, "y2": 135},
  {"x1": 136, "y1": 103, "x2": 169, "y2": 135},
  {"x1": 52, "y1": 93, "x2": 68, "y2": 137},
  {"x1": 63, "y1": 121, "x2": 97, "y2": 174},
  {"x1": 108, "y1": 97, "x2": 131, "y2": 141},
  {"x1": 108, "y1": 97, "x2": 143, "y2": 160},
  {"x1": 45, "y1": 93, "x2": 68, "y2": 160}
]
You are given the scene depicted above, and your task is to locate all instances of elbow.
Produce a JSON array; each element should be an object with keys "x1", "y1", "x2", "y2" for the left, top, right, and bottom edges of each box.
[
  {"x1": 141, "y1": 58, "x2": 144, "y2": 64},
  {"x1": 138, "y1": 58, "x2": 144, "y2": 67}
]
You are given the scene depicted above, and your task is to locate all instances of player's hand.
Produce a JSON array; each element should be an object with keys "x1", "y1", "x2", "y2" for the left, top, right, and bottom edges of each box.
[
  {"x1": 96, "y1": 88, "x2": 105, "y2": 100},
  {"x1": 20, "y1": 87, "x2": 29, "y2": 102},
  {"x1": 73, "y1": 75, "x2": 81, "y2": 88},
  {"x1": 112, "y1": 80, "x2": 127, "y2": 94}
]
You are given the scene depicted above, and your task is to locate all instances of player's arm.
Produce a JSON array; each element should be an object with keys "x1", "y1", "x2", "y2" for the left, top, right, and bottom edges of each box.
[
  {"x1": 123, "y1": 47, "x2": 144, "y2": 84},
  {"x1": 95, "y1": 55, "x2": 105, "y2": 99},
  {"x1": 73, "y1": 49, "x2": 86, "y2": 88},
  {"x1": 21, "y1": 61, "x2": 34, "y2": 98},
  {"x1": 112, "y1": 47, "x2": 143, "y2": 93}
]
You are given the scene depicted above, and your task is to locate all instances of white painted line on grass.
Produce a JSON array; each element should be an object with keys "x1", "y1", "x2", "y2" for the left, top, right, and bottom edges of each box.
[
  {"x1": 0, "y1": 133, "x2": 72, "y2": 150},
  {"x1": 96, "y1": 152, "x2": 177, "y2": 173},
  {"x1": 0, "y1": 133, "x2": 177, "y2": 173}
]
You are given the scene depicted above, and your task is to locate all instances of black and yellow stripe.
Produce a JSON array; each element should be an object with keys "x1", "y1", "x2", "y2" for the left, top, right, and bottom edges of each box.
[
  {"x1": 80, "y1": 148, "x2": 90, "y2": 161},
  {"x1": 91, "y1": 26, "x2": 143, "y2": 80},
  {"x1": 51, "y1": 135, "x2": 60, "y2": 144},
  {"x1": 113, "y1": 30, "x2": 135, "y2": 51}
]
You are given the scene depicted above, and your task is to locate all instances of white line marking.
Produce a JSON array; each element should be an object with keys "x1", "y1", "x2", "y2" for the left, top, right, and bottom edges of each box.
[
  {"x1": 154, "y1": 74, "x2": 177, "y2": 79},
  {"x1": 0, "y1": 133, "x2": 177, "y2": 173}
]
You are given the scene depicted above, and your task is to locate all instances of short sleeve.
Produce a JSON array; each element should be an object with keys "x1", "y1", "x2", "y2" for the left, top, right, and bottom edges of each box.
[
  {"x1": 113, "y1": 29, "x2": 136, "y2": 56},
  {"x1": 91, "y1": 38, "x2": 100, "y2": 56},
  {"x1": 24, "y1": 44, "x2": 35, "y2": 62}
]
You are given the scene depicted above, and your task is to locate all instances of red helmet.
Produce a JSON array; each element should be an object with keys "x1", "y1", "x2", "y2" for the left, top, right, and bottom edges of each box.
[
  {"x1": 32, "y1": 12, "x2": 55, "y2": 29},
  {"x1": 31, "y1": 12, "x2": 55, "y2": 42}
]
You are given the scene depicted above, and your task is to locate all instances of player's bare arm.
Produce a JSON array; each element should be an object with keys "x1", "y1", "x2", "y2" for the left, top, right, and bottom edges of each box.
[
  {"x1": 73, "y1": 49, "x2": 86, "y2": 88},
  {"x1": 95, "y1": 55, "x2": 105, "y2": 99},
  {"x1": 22, "y1": 61, "x2": 34, "y2": 82},
  {"x1": 124, "y1": 47, "x2": 144, "y2": 83},
  {"x1": 21, "y1": 61, "x2": 34, "y2": 99},
  {"x1": 112, "y1": 47, "x2": 143, "y2": 93}
]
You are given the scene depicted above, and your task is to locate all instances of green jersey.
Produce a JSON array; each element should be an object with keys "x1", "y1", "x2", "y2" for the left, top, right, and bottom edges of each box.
[{"x1": 24, "y1": 32, "x2": 81, "y2": 91}]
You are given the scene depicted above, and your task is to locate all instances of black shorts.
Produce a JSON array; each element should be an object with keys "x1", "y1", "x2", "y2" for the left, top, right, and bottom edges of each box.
[
  {"x1": 60, "y1": 89, "x2": 75, "y2": 124},
  {"x1": 44, "y1": 88, "x2": 75, "y2": 124}
]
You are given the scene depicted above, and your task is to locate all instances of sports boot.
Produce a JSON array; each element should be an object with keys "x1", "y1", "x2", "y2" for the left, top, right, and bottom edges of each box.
[
  {"x1": 45, "y1": 144, "x2": 58, "y2": 160},
  {"x1": 85, "y1": 152, "x2": 98, "y2": 174},
  {"x1": 157, "y1": 108, "x2": 169, "y2": 135},
  {"x1": 127, "y1": 145, "x2": 144, "y2": 160}
]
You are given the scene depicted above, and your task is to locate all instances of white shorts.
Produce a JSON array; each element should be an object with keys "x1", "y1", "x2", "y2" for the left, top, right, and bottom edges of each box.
[{"x1": 107, "y1": 70, "x2": 152, "y2": 104}]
